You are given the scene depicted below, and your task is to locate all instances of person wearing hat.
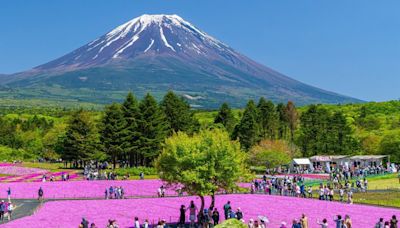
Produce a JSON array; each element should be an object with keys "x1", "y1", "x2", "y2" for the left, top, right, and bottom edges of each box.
[{"x1": 280, "y1": 221, "x2": 287, "y2": 228}]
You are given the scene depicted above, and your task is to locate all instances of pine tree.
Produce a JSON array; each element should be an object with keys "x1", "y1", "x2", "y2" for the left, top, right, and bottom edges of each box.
[
  {"x1": 285, "y1": 101, "x2": 298, "y2": 145},
  {"x1": 100, "y1": 103, "x2": 127, "y2": 169},
  {"x1": 257, "y1": 97, "x2": 278, "y2": 139},
  {"x1": 276, "y1": 103, "x2": 288, "y2": 139},
  {"x1": 214, "y1": 102, "x2": 236, "y2": 133},
  {"x1": 137, "y1": 93, "x2": 169, "y2": 165},
  {"x1": 122, "y1": 92, "x2": 140, "y2": 167},
  {"x1": 234, "y1": 100, "x2": 259, "y2": 150},
  {"x1": 61, "y1": 109, "x2": 98, "y2": 167},
  {"x1": 161, "y1": 91, "x2": 199, "y2": 135}
]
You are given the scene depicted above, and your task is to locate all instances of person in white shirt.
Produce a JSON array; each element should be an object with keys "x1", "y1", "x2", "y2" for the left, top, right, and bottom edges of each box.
[{"x1": 134, "y1": 217, "x2": 140, "y2": 228}]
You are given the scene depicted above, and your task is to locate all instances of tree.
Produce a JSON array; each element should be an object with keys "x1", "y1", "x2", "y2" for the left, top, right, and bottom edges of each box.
[
  {"x1": 257, "y1": 98, "x2": 278, "y2": 139},
  {"x1": 249, "y1": 139, "x2": 294, "y2": 168},
  {"x1": 233, "y1": 100, "x2": 259, "y2": 150},
  {"x1": 328, "y1": 111, "x2": 358, "y2": 154},
  {"x1": 137, "y1": 93, "x2": 168, "y2": 166},
  {"x1": 156, "y1": 129, "x2": 249, "y2": 215},
  {"x1": 60, "y1": 109, "x2": 98, "y2": 167},
  {"x1": 214, "y1": 103, "x2": 236, "y2": 133},
  {"x1": 276, "y1": 103, "x2": 288, "y2": 139},
  {"x1": 285, "y1": 101, "x2": 298, "y2": 146},
  {"x1": 379, "y1": 131, "x2": 400, "y2": 163},
  {"x1": 161, "y1": 91, "x2": 199, "y2": 135},
  {"x1": 100, "y1": 103, "x2": 127, "y2": 169},
  {"x1": 122, "y1": 92, "x2": 141, "y2": 167}
]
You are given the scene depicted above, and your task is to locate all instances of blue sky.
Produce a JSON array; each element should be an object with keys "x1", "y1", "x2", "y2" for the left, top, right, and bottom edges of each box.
[{"x1": 0, "y1": 0, "x2": 399, "y2": 101}]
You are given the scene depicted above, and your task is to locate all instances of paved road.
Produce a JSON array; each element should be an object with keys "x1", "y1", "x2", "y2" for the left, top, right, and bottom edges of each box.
[{"x1": 0, "y1": 199, "x2": 41, "y2": 225}]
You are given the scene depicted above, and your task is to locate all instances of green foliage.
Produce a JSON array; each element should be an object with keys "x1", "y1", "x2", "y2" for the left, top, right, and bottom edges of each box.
[
  {"x1": 249, "y1": 139, "x2": 293, "y2": 168},
  {"x1": 214, "y1": 102, "x2": 236, "y2": 133},
  {"x1": 215, "y1": 219, "x2": 247, "y2": 228},
  {"x1": 137, "y1": 93, "x2": 168, "y2": 165},
  {"x1": 100, "y1": 103, "x2": 127, "y2": 168},
  {"x1": 257, "y1": 97, "x2": 278, "y2": 139},
  {"x1": 161, "y1": 91, "x2": 199, "y2": 134},
  {"x1": 379, "y1": 131, "x2": 400, "y2": 163},
  {"x1": 156, "y1": 129, "x2": 250, "y2": 210},
  {"x1": 0, "y1": 146, "x2": 36, "y2": 161},
  {"x1": 233, "y1": 100, "x2": 259, "y2": 150},
  {"x1": 113, "y1": 166, "x2": 157, "y2": 176},
  {"x1": 59, "y1": 109, "x2": 99, "y2": 163},
  {"x1": 121, "y1": 92, "x2": 141, "y2": 167}
]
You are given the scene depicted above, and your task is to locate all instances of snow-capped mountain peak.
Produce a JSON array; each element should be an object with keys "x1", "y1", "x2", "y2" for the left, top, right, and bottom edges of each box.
[{"x1": 36, "y1": 14, "x2": 231, "y2": 70}]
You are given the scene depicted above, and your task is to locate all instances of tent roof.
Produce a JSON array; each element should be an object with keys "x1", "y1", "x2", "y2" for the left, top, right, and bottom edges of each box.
[
  {"x1": 309, "y1": 155, "x2": 348, "y2": 162},
  {"x1": 350, "y1": 155, "x2": 388, "y2": 160},
  {"x1": 293, "y1": 158, "x2": 311, "y2": 165}
]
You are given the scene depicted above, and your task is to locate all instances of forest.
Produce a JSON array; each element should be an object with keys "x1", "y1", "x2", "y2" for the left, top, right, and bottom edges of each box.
[{"x1": 0, "y1": 94, "x2": 399, "y2": 167}]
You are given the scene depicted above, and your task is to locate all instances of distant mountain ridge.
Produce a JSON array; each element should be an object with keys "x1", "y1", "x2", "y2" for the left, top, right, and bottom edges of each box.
[{"x1": 0, "y1": 14, "x2": 361, "y2": 108}]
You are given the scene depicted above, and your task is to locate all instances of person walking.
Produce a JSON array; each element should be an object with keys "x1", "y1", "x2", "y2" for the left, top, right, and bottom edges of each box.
[
  {"x1": 38, "y1": 187, "x2": 44, "y2": 201},
  {"x1": 188, "y1": 201, "x2": 197, "y2": 228},
  {"x1": 7, "y1": 202, "x2": 13, "y2": 221},
  {"x1": 0, "y1": 201, "x2": 5, "y2": 221},
  {"x1": 7, "y1": 187, "x2": 11, "y2": 202},
  {"x1": 179, "y1": 205, "x2": 186, "y2": 227},
  {"x1": 223, "y1": 201, "x2": 231, "y2": 220}
]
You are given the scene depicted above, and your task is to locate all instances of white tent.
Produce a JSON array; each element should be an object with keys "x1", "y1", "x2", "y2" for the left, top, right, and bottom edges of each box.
[
  {"x1": 290, "y1": 158, "x2": 312, "y2": 172},
  {"x1": 293, "y1": 158, "x2": 311, "y2": 165}
]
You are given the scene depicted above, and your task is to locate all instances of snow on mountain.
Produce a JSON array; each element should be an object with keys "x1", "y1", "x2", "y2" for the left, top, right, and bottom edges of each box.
[
  {"x1": 2, "y1": 14, "x2": 361, "y2": 108},
  {"x1": 34, "y1": 14, "x2": 234, "y2": 71}
]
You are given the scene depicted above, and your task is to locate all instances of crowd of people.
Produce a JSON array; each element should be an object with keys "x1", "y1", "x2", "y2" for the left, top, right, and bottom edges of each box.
[{"x1": 104, "y1": 186, "x2": 125, "y2": 199}]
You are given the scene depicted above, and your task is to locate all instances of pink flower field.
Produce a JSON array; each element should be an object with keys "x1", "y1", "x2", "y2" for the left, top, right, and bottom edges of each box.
[
  {"x1": 3, "y1": 194, "x2": 399, "y2": 228},
  {"x1": 0, "y1": 180, "x2": 176, "y2": 199},
  {"x1": 0, "y1": 166, "x2": 47, "y2": 176}
]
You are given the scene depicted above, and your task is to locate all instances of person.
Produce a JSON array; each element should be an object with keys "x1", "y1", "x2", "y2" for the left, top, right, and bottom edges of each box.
[
  {"x1": 139, "y1": 172, "x2": 144, "y2": 180},
  {"x1": 376, "y1": 218, "x2": 385, "y2": 228},
  {"x1": 236, "y1": 207, "x2": 243, "y2": 220},
  {"x1": 347, "y1": 190, "x2": 353, "y2": 204},
  {"x1": 109, "y1": 186, "x2": 114, "y2": 199},
  {"x1": 248, "y1": 218, "x2": 255, "y2": 228},
  {"x1": 0, "y1": 201, "x2": 5, "y2": 221},
  {"x1": 188, "y1": 200, "x2": 197, "y2": 227},
  {"x1": 300, "y1": 214, "x2": 309, "y2": 228},
  {"x1": 179, "y1": 205, "x2": 186, "y2": 227},
  {"x1": 202, "y1": 209, "x2": 210, "y2": 228},
  {"x1": 90, "y1": 223, "x2": 97, "y2": 228},
  {"x1": 134, "y1": 217, "x2": 140, "y2": 228},
  {"x1": 390, "y1": 215, "x2": 398, "y2": 228},
  {"x1": 317, "y1": 218, "x2": 328, "y2": 228},
  {"x1": 307, "y1": 186, "x2": 313, "y2": 198},
  {"x1": 339, "y1": 187, "x2": 344, "y2": 202},
  {"x1": 334, "y1": 215, "x2": 343, "y2": 228},
  {"x1": 7, "y1": 202, "x2": 13, "y2": 221},
  {"x1": 223, "y1": 201, "x2": 231, "y2": 220},
  {"x1": 38, "y1": 187, "x2": 44, "y2": 201},
  {"x1": 212, "y1": 207, "x2": 219, "y2": 226},
  {"x1": 280, "y1": 221, "x2": 288, "y2": 228},
  {"x1": 344, "y1": 215, "x2": 352, "y2": 228},
  {"x1": 143, "y1": 219, "x2": 149, "y2": 228},
  {"x1": 7, "y1": 187, "x2": 11, "y2": 202},
  {"x1": 81, "y1": 218, "x2": 89, "y2": 228},
  {"x1": 105, "y1": 188, "x2": 108, "y2": 199},
  {"x1": 292, "y1": 219, "x2": 301, "y2": 228}
]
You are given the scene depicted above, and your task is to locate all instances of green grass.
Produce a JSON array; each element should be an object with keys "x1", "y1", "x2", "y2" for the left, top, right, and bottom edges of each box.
[
  {"x1": 353, "y1": 191, "x2": 400, "y2": 208},
  {"x1": 22, "y1": 162, "x2": 78, "y2": 172}
]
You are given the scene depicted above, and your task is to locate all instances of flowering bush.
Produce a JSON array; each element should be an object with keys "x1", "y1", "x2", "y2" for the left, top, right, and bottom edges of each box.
[{"x1": 3, "y1": 194, "x2": 400, "y2": 228}]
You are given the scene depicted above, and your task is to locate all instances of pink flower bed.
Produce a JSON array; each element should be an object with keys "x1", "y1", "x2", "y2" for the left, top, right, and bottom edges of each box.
[
  {"x1": 0, "y1": 180, "x2": 176, "y2": 199},
  {"x1": 3, "y1": 194, "x2": 400, "y2": 228},
  {"x1": 0, "y1": 166, "x2": 47, "y2": 176},
  {"x1": 0, "y1": 163, "x2": 15, "y2": 167}
]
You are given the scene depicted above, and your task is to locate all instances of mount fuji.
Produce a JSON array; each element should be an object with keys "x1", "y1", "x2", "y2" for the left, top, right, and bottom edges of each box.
[{"x1": 0, "y1": 14, "x2": 360, "y2": 108}]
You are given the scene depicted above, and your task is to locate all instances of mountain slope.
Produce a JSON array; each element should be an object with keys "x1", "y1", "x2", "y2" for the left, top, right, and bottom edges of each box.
[{"x1": 0, "y1": 14, "x2": 361, "y2": 108}]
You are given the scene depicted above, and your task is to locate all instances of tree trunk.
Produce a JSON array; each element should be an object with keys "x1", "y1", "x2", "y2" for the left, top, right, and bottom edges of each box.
[
  {"x1": 209, "y1": 194, "x2": 215, "y2": 210},
  {"x1": 198, "y1": 195, "x2": 205, "y2": 225}
]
